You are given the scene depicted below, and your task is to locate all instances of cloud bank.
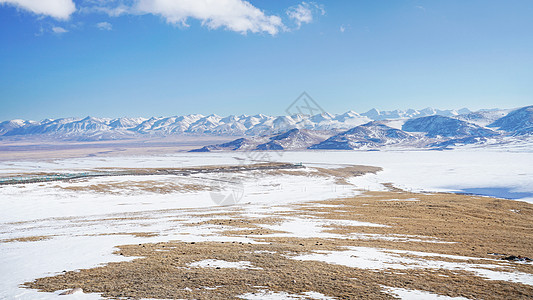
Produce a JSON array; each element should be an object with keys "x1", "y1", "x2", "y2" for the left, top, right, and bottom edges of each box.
[{"x1": 0, "y1": 0, "x2": 75, "y2": 19}]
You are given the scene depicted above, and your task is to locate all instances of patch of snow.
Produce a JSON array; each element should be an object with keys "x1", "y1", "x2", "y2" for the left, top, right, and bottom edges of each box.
[
  {"x1": 382, "y1": 286, "x2": 469, "y2": 299},
  {"x1": 291, "y1": 246, "x2": 533, "y2": 286},
  {"x1": 238, "y1": 290, "x2": 335, "y2": 299},
  {"x1": 259, "y1": 217, "x2": 387, "y2": 239},
  {"x1": 378, "y1": 198, "x2": 419, "y2": 202},
  {"x1": 301, "y1": 291, "x2": 337, "y2": 299},
  {"x1": 0, "y1": 235, "x2": 133, "y2": 300},
  {"x1": 188, "y1": 259, "x2": 261, "y2": 270},
  {"x1": 350, "y1": 233, "x2": 453, "y2": 244}
]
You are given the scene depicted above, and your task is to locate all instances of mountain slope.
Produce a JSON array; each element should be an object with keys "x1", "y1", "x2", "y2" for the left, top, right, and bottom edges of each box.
[
  {"x1": 489, "y1": 106, "x2": 533, "y2": 135},
  {"x1": 190, "y1": 138, "x2": 260, "y2": 152},
  {"x1": 402, "y1": 116, "x2": 498, "y2": 138},
  {"x1": 256, "y1": 128, "x2": 331, "y2": 150},
  {"x1": 456, "y1": 109, "x2": 510, "y2": 127},
  {"x1": 191, "y1": 128, "x2": 332, "y2": 152},
  {"x1": 309, "y1": 122, "x2": 415, "y2": 150},
  {"x1": 0, "y1": 119, "x2": 35, "y2": 135}
]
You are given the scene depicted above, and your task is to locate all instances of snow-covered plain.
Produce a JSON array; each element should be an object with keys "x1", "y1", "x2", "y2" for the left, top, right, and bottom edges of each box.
[
  {"x1": 268, "y1": 149, "x2": 533, "y2": 203},
  {"x1": 0, "y1": 149, "x2": 532, "y2": 299},
  {"x1": 1, "y1": 149, "x2": 531, "y2": 203},
  {"x1": 0, "y1": 162, "x2": 360, "y2": 299}
]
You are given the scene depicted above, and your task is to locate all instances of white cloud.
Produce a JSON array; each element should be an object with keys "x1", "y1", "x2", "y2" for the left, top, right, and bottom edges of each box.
[
  {"x1": 7, "y1": 0, "x2": 321, "y2": 35},
  {"x1": 78, "y1": 0, "x2": 132, "y2": 17},
  {"x1": 96, "y1": 21, "x2": 112, "y2": 30},
  {"x1": 135, "y1": 0, "x2": 284, "y2": 35},
  {"x1": 286, "y1": 1, "x2": 324, "y2": 29},
  {"x1": 0, "y1": 0, "x2": 76, "y2": 20},
  {"x1": 340, "y1": 25, "x2": 345, "y2": 33},
  {"x1": 52, "y1": 26, "x2": 68, "y2": 33}
]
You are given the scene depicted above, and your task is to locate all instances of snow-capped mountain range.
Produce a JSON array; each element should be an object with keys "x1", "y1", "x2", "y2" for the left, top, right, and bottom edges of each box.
[
  {"x1": 1, "y1": 106, "x2": 531, "y2": 150},
  {"x1": 191, "y1": 106, "x2": 532, "y2": 151}
]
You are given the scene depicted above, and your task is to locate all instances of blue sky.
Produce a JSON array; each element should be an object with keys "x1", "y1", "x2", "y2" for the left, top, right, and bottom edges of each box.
[{"x1": 1, "y1": 0, "x2": 532, "y2": 120}]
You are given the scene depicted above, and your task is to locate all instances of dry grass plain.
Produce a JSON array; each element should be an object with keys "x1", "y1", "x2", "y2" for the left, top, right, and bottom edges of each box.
[{"x1": 12, "y1": 164, "x2": 533, "y2": 299}]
